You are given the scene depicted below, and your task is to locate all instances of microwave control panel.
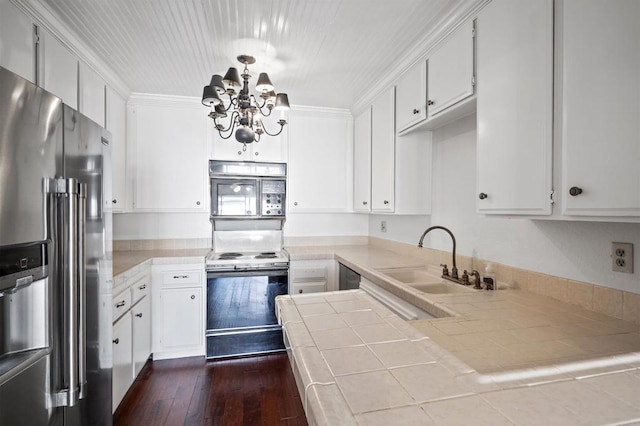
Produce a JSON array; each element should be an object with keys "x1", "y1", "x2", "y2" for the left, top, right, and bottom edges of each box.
[{"x1": 261, "y1": 180, "x2": 286, "y2": 216}]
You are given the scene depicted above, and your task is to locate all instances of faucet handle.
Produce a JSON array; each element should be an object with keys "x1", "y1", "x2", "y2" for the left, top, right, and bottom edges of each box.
[
  {"x1": 439, "y1": 264, "x2": 449, "y2": 276},
  {"x1": 461, "y1": 270, "x2": 470, "y2": 285},
  {"x1": 482, "y1": 277, "x2": 495, "y2": 290}
]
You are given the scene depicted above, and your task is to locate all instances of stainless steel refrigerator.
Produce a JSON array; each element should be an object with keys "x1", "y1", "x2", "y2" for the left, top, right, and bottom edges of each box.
[{"x1": 0, "y1": 66, "x2": 113, "y2": 425}]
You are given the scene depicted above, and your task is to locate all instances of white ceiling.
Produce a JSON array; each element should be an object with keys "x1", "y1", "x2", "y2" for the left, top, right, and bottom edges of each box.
[{"x1": 38, "y1": 0, "x2": 482, "y2": 109}]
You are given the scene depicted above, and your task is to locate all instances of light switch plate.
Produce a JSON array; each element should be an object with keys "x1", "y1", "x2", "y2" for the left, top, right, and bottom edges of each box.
[{"x1": 611, "y1": 242, "x2": 633, "y2": 273}]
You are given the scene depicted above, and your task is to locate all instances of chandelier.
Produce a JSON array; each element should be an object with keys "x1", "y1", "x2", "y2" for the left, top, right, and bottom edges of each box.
[{"x1": 201, "y1": 54, "x2": 290, "y2": 150}]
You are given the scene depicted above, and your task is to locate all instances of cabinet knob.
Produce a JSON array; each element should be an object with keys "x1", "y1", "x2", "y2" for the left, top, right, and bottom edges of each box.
[
  {"x1": 298, "y1": 289, "x2": 303, "y2": 294},
  {"x1": 412, "y1": 108, "x2": 420, "y2": 114},
  {"x1": 362, "y1": 201, "x2": 368, "y2": 205},
  {"x1": 196, "y1": 201, "x2": 201, "y2": 205},
  {"x1": 294, "y1": 202, "x2": 298, "y2": 206},
  {"x1": 191, "y1": 295, "x2": 196, "y2": 300},
  {"x1": 254, "y1": 152, "x2": 259, "y2": 156},
  {"x1": 135, "y1": 313, "x2": 143, "y2": 318},
  {"x1": 427, "y1": 100, "x2": 435, "y2": 106},
  {"x1": 113, "y1": 338, "x2": 119, "y2": 345},
  {"x1": 383, "y1": 200, "x2": 389, "y2": 205},
  {"x1": 116, "y1": 300, "x2": 126, "y2": 308},
  {"x1": 478, "y1": 193, "x2": 488, "y2": 200},
  {"x1": 112, "y1": 199, "x2": 117, "y2": 204},
  {"x1": 238, "y1": 151, "x2": 242, "y2": 155},
  {"x1": 569, "y1": 187, "x2": 583, "y2": 196}
]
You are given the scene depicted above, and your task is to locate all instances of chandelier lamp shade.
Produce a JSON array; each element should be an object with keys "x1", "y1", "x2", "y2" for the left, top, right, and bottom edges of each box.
[{"x1": 202, "y1": 54, "x2": 290, "y2": 149}]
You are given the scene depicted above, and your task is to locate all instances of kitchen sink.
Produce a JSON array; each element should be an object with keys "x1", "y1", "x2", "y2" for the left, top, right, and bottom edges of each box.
[
  {"x1": 377, "y1": 268, "x2": 439, "y2": 284},
  {"x1": 377, "y1": 267, "x2": 477, "y2": 295},
  {"x1": 408, "y1": 282, "x2": 476, "y2": 294}
]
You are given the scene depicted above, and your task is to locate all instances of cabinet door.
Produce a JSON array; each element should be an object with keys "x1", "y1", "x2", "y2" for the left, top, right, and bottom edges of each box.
[
  {"x1": 561, "y1": 0, "x2": 640, "y2": 216},
  {"x1": 395, "y1": 61, "x2": 427, "y2": 132},
  {"x1": 251, "y1": 126, "x2": 287, "y2": 162},
  {"x1": 0, "y1": 1, "x2": 34, "y2": 82},
  {"x1": 106, "y1": 87, "x2": 127, "y2": 211},
  {"x1": 158, "y1": 286, "x2": 203, "y2": 351},
  {"x1": 112, "y1": 313, "x2": 133, "y2": 413},
  {"x1": 287, "y1": 108, "x2": 352, "y2": 212},
  {"x1": 371, "y1": 88, "x2": 395, "y2": 212},
  {"x1": 131, "y1": 296, "x2": 151, "y2": 378},
  {"x1": 79, "y1": 61, "x2": 105, "y2": 127},
  {"x1": 427, "y1": 20, "x2": 474, "y2": 117},
  {"x1": 130, "y1": 97, "x2": 208, "y2": 211},
  {"x1": 41, "y1": 28, "x2": 78, "y2": 109},
  {"x1": 211, "y1": 128, "x2": 287, "y2": 162},
  {"x1": 353, "y1": 107, "x2": 372, "y2": 212},
  {"x1": 476, "y1": 0, "x2": 553, "y2": 215}
]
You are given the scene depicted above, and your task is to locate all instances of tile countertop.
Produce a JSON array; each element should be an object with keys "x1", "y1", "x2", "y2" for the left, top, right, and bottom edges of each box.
[
  {"x1": 112, "y1": 248, "x2": 209, "y2": 277},
  {"x1": 282, "y1": 245, "x2": 640, "y2": 425}
]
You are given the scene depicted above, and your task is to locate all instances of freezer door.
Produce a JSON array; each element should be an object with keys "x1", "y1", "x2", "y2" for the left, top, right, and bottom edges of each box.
[
  {"x1": 0, "y1": 66, "x2": 62, "y2": 247},
  {"x1": 60, "y1": 106, "x2": 113, "y2": 426}
]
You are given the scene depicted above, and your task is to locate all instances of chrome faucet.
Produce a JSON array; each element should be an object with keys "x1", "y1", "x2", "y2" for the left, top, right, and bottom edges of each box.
[{"x1": 418, "y1": 226, "x2": 459, "y2": 281}]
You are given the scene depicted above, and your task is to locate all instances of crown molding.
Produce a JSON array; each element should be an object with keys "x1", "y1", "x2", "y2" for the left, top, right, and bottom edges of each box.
[
  {"x1": 351, "y1": 0, "x2": 492, "y2": 115},
  {"x1": 11, "y1": 0, "x2": 131, "y2": 99}
]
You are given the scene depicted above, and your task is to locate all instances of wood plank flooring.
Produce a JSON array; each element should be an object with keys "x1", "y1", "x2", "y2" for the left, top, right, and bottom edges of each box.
[{"x1": 114, "y1": 354, "x2": 308, "y2": 426}]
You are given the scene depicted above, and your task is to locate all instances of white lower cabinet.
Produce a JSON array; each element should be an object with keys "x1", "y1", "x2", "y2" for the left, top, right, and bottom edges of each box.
[
  {"x1": 151, "y1": 264, "x2": 205, "y2": 360},
  {"x1": 131, "y1": 295, "x2": 151, "y2": 378},
  {"x1": 112, "y1": 309, "x2": 133, "y2": 413},
  {"x1": 111, "y1": 266, "x2": 151, "y2": 413},
  {"x1": 289, "y1": 259, "x2": 337, "y2": 294}
]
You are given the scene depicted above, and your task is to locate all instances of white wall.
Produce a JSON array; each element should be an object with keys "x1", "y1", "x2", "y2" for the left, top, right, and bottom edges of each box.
[{"x1": 370, "y1": 114, "x2": 640, "y2": 294}]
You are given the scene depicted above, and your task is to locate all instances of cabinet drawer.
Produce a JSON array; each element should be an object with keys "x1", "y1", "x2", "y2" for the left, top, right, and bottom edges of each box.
[
  {"x1": 130, "y1": 275, "x2": 150, "y2": 304},
  {"x1": 291, "y1": 265, "x2": 327, "y2": 281},
  {"x1": 112, "y1": 289, "x2": 132, "y2": 323},
  {"x1": 291, "y1": 281, "x2": 326, "y2": 295},
  {"x1": 160, "y1": 270, "x2": 202, "y2": 286}
]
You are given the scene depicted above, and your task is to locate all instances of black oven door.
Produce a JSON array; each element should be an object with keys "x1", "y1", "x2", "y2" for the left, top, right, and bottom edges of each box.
[{"x1": 206, "y1": 268, "x2": 288, "y2": 359}]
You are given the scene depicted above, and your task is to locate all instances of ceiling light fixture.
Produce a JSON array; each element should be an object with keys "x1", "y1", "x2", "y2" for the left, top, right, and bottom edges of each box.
[{"x1": 202, "y1": 54, "x2": 290, "y2": 150}]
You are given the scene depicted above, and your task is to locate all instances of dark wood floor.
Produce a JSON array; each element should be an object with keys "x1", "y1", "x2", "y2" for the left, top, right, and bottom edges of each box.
[{"x1": 114, "y1": 354, "x2": 308, "y2": 426}]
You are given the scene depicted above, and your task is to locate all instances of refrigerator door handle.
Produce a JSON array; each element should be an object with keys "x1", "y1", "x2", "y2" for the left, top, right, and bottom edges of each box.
[
  {"x1": 52, "y1": 178, "x2": 86, "y2": 407},
  {"x1": 77, "y1": 182, "x2": 87, "y2": 400}
]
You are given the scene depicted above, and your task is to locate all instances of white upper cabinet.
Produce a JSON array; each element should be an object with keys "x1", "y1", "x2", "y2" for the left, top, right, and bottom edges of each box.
[
  {"x1": 395, "y1": 61, "x2": 427, "y2": 133},
  {"x1": 476, "y1": 0, "x2": 553, "y2": 215},
  {"x1": 106, "y1": 87, "x2": 127, "y2": 212},
  {"x1": 371, "y1": 88, "x2": 396, "y2": 212},
  {"x1": 287, "y1": 107, "x2": 352, "y2": 212},
  {"x1": 79, "y1": 61, "x2": 105, "y2": 127},
  {"x1": 560, "y1": 0, "x2": 640, "y2": 217},
  {"x1": 128, "y1": 95, "x2": 208, "y2": 212},
  {"x1": 0, "y1": 1, "x2": 35, "y2": 82},
  {"x1": 211, "y1": 125, "x2": 287, "y2": 163},
  {"x1": 353, "y1": 107, "x2": 372, "y2": 212},
  {"x1": 40, "y1": 28, "x2": 78, "y2": 109},
  {"x1": 427, "y1": 20, "x2": 475, "y2": 118}
]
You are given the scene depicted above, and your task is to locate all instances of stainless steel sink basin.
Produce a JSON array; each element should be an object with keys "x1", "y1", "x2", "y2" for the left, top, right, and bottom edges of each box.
[{"x1": 408, "y1": 282, "x2": 476, "y2": 294}]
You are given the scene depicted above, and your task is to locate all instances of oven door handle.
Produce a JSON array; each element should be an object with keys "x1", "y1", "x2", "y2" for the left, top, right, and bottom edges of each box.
[{"x1": 206, "y1": 268, "x2": 289, "y2": 278}]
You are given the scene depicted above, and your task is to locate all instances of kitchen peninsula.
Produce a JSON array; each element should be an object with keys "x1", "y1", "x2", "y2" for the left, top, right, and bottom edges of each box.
[{"x1": 113, "y1": 239, "x2": 640, "y2": 425}]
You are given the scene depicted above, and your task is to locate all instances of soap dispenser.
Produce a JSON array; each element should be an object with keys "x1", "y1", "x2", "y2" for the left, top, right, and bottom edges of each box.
[{"x1": 483, "y1": 264, "x2": 496, "y2": 290}]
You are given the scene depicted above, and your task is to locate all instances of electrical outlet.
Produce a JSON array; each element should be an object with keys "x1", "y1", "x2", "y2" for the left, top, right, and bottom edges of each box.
[
  {"x1": 611, "y1": 242, "x2": 633, "y2": 273},
  {"x1": 380, "y1": 220, "x2": 387, "y2": 233}
]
